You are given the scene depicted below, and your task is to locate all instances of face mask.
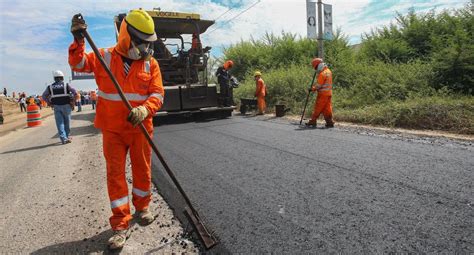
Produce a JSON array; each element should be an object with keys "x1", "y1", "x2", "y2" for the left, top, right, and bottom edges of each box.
[
  {"x1": 128, "y1": 40, "x2": 154, "y2": 60},
  {"x1": 316, "y1": 62, "x2": 326, "y2": 72}
]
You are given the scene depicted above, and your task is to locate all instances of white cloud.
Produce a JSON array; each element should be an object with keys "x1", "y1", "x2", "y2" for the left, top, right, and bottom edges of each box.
[{"x1": 0, "y1": 0, "x2": 469, "y2": 94}]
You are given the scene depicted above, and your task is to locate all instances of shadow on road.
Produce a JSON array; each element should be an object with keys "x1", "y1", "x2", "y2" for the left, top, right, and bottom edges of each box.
[
  {"x1": 31, "y1": 229, "x2": 116, "y2": 255},
  {"x1": 71, "y1": 111, "x2": 95, "y2": 122},
  {"x1": 0, "y1": 142, "x2": 62, "y2": 154},
  {"x1": 51, "y1": 124, "x2": 100, "y2": 139},
  {"x1": 154, "y1": 114, "x2": 231, "y2": 126}
]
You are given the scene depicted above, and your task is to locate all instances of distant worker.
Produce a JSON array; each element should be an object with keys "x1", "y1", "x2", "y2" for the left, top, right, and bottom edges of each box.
[
  {"x1": 254, "y1": 71, "x2": 267, "y2": 115},
  {"x1": 90, "y1": 90, "x2": 97, "y2": 110},
  {"x1": 216, "y1": 60, "x2": 235, "y2": 107},
  {"x1": 191, "y1": 33, "x2": 202, "y2": 52},
  {"x1": 69, "y1": 10, "x2": 164, "y2": 250},
  {"x1": 12, "y1": 91, "x2": 16, "y2": 98},
  {"x1": 3, "y1": 87, "x2": 6, "y2": 97},
  {"x1": 75, "y1": 90, "x2": 82, "y2": 112},
  {"x1": 42, "y1": 70, "x2": 77, "y2": 144},
  {"x1": 18, "y1": 95, "x2": 27, "y2": 112},
  {"x1": 306, "y1": 58, "x2": 334, "y2": 128}
]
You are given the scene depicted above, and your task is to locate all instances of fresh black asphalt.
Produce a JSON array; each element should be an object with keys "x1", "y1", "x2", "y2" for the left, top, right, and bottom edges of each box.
[{"x1": 151, "y1": 115, "x2": 473, "y2": 253}]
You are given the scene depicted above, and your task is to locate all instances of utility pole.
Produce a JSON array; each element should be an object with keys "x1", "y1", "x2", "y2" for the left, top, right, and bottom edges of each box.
[{"x1": 317, "y1": 0, "x2": 324, "y2": 58}]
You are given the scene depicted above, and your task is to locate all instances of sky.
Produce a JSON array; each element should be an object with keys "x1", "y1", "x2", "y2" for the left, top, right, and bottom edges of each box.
[{"x1": 0, "y1": 0, "x2": 469, "y2": 95}]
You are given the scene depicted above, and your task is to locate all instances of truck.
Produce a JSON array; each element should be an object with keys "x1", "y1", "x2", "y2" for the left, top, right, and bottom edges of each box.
[{"x1": 72, "y1": 9, "x2": 235, "y2": 119}]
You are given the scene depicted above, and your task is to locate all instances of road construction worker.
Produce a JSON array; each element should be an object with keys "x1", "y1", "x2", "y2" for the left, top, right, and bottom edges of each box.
[
  {"x1": 306, "y1": 58, "x2": 334, "y2": 128},
  {"x1": 90, "y1": 90, "x2": 97, "y2": 110},
  {"x1": 75, "y1": 91, "x2": 82, "y2": 112},
  {"x1": 254, "y1": 71, "x2": 267, "y2": 115},
  {"x1": 216, "y1": 60, "x2": 235, "y2": 107},
  {"x1": 69, "y1": 10, "x2": 164, "y2": 250},
  {"x1": 42, "y1": 70, "x2": 77, "y2": 144},
  {"x1": 18, "y1": 95, "x2": 26, "y2": 112}
]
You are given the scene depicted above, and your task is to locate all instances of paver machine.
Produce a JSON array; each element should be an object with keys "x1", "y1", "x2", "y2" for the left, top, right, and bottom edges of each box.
[{"x1": 114, "y1": 9, "x2": 234, "y2": 119}]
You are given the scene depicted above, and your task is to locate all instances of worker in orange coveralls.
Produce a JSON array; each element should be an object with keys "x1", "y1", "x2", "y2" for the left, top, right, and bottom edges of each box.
[
  {"x1": 306, "y1": 58, "x2": 334, "y2": 128},
  {"x1": 254, "y1": 71, "x2": 266, "y2": 115},
  {"x1": 69, "y1": 9, "x2": 164, "y2": 250}
]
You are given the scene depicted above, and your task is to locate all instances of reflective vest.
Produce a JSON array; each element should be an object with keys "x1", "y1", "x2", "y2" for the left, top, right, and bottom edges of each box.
[{"x1": 49, "y1": 82, "x2": 71, "y2": 105}]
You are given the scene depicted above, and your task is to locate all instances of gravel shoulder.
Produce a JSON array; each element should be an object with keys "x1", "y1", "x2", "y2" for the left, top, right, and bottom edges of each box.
[{"x1": 0, "y1": 105, "x2": 198, "y2": 254}]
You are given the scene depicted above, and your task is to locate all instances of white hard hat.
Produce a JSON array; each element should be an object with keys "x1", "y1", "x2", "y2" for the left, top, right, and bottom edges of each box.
[{"x1": 52, "y1": 70, "x2": 64, "y2": 78}]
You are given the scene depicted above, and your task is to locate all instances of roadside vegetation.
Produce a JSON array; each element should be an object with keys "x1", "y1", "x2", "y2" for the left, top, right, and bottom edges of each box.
[{"x1": 225, "y1": 5, "x2": 473, "y2": 134}]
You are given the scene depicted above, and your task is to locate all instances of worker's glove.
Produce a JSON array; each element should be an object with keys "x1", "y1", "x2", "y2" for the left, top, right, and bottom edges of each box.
[
  {"x1": 127, "y1": 105, "x2": 149, "y2": 127},
  {"x1": 71, "y1": 14, "x2": 87, "y2": 41}
]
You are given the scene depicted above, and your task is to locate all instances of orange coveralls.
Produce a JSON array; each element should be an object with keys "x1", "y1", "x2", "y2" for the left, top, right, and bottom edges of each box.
[
  {"x1": 310, "y1": 66, "x2": 334, "y2": 125},
  {"x1": 255, "y1": 78, "x2": 267, "y2": 114},
  {"x1": 68, "y1": 20, "x2": 164, "y2": 230}
]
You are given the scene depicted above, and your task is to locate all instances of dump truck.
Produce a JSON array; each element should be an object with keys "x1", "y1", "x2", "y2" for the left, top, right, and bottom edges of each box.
[{"x1": 72, "y1": 9, "x2": 235, "y2": 118}]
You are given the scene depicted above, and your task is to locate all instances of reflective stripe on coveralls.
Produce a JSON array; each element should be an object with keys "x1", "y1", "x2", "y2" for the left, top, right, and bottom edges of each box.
[
  {"x1": 111, "y1": 196, "x2": 129, "y2": 209},
  {"x1": 132, "y1": 188, "x2": 150, "y2": 197},
  {"x1": 98, "y1": 91, "x2": 164, "y2": 103},
  {"x1": 318, "y1": 83, "x2": 332, "y2": 91}
]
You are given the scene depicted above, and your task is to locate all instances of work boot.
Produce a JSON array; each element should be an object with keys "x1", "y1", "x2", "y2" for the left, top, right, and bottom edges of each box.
[
  {"x1": 325, "y1": 118, "x2": 335, "y2": 128},
  {"x1": 135, "y1": 208, "x2": 155, "y2": 226},
  {"x1": 108, "y1": 229, "x2": 129, "y2": 250},
  {"x1": 305, "y1": 120, "x2": 317, "y2": 128}
]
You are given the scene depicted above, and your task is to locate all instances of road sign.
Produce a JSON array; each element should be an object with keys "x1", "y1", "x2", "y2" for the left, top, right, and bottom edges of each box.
[
  {"x1": 323, "y1": 4, "x2": 333, "y2": 40},
  {"x1": 71, "y1": 70, "x2": 94, "y2": 80},
  {"x1": 306, "y1": 0, "x2": 317, "y2": 39}
]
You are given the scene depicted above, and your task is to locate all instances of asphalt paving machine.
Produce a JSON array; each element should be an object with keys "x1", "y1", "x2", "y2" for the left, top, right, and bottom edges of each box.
[
  {"x1": 72, "y1": 9, "x2": 234, "y2": 119},
  {"x1": 116, "y1": 9, "x2": 234, "y2": 118}
]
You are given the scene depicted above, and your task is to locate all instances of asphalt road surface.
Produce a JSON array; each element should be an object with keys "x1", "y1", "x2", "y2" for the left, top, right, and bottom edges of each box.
[
  {"x1": 151, "y1": 115, "x2": 473, "y2": 253},
  {"x1": 0, "y1": 107, "x2": 197, "y2": 254}
]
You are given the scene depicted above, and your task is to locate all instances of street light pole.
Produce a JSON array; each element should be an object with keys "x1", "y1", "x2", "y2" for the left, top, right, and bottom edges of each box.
[{"x1": 317, "y1": 0, "x2": 324, "y2": 58}]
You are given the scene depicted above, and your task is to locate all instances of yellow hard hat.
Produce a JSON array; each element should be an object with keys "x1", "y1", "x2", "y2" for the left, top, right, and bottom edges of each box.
[
  {"x1": 125, "y1": 9, "x2": 157, "y2": 41},
  {"x1": 254, "y1": 71, "x2": 262, "y2": 77}
]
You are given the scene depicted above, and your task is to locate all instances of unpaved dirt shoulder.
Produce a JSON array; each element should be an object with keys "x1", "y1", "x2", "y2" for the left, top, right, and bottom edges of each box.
[
  {"x1": 279, "y1": 114, "x2": 473, "y2": 145},
  {"x1": 0, "y1": 105, "x2": 198, "y2": 254}
]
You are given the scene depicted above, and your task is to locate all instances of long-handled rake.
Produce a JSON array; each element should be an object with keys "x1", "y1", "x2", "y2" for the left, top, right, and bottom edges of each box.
[
  {"x1": 299, "y1": 71, "x2": 318, "y2": 125},
  {"x1": 77, "y1": 14, "x2": 217, "y2": 249}
]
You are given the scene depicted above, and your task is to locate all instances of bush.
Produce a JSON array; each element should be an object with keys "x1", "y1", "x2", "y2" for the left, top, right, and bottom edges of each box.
[
  {"x1": 224, "y1": 5, "x2": 473, "y2": 133},
  {"x1": 335, "y1": 96, "x2": 474, "y2": 134},
  {"x1": 234, "y1": 64, "x2": 314, "y2": 113}
]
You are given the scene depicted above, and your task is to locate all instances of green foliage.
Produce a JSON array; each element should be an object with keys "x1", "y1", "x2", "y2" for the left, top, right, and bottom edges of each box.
[
  {"x1": 359, "y1": 6, "x2": 474, "y2": 93},
  {"x1": 234, "y1": 64, "x2": 314, "y2": 113},
  {"x1": 224, "y1": 5, "x2": 473, "y2": 133},
  {"x1": 224, "y1": 32, "x2": 315, "y2": 79},
  {"x1": 336, "y1": 96, "x2": 474, "y2": 134}
]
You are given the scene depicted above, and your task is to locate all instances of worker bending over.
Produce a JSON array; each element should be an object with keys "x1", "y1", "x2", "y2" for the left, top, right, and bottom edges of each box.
[
  {"x1": 69, "y1": 10, "x2": 164, "y2": 250},
  {"x1": 306, "y1": 58, "x2": 334, "y2": 128},
  {"x1": 254, "y1": 71, "x2": 267, "y2": 115}
]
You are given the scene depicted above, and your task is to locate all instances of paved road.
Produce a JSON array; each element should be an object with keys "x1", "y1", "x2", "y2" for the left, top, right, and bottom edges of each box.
[
  {"x1": 0, "y1": 106, "x2": 197, "y2": 254},
  {"x1": 151, "y1": 115, "x2": 473, "y2": 253}
]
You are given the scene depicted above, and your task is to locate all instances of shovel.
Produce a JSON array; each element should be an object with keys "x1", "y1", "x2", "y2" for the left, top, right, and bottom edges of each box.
[{"x1": 77, "y1": 14, "x2": 217, "y2": 249}]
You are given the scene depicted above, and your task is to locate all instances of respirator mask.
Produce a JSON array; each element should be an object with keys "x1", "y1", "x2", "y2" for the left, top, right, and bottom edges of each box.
[{"x1": 128, "y1": 37, "x2": 154, "y2": 60}]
